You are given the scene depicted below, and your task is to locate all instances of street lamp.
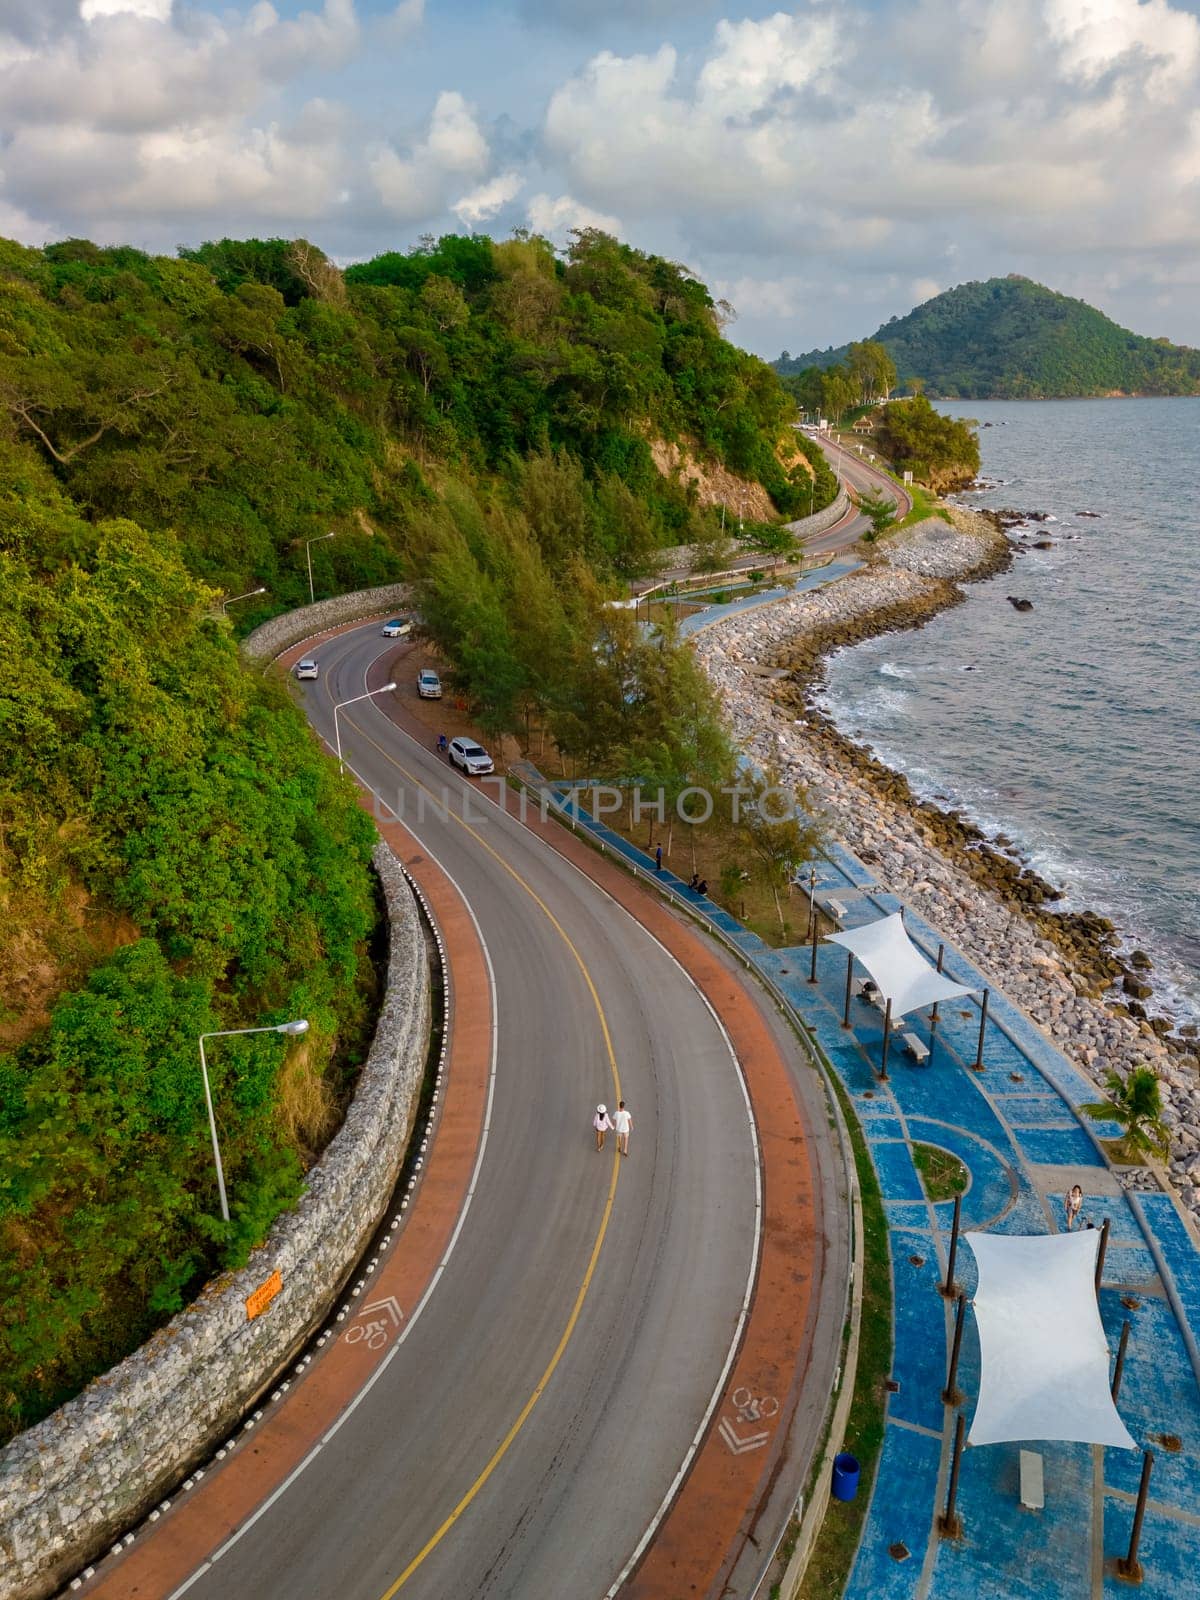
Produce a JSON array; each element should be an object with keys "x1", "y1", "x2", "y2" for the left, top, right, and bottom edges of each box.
[
  {"x1": 305, "y1": 531, "x2": 337, "y2": 606},
  {"x1": 198, "y1": 1019, "x2": 309, "y2": 1222},
  {"x1": 220, "y1": 585, "x2": 267, "y2": 615},
  {"x1": 332, "y1": 682, "x2": 397, "y2": 772}
]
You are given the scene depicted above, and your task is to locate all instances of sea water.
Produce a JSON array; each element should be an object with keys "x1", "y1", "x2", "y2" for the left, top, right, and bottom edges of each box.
[{"x1": 819, "y1": 398, "x2": 1200, "y2": 1026}]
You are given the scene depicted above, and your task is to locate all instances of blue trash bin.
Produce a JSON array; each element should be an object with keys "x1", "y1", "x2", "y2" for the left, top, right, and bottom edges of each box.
[{"x1": 832, "y1": 1451, "x2": 861, "y2": 1502}]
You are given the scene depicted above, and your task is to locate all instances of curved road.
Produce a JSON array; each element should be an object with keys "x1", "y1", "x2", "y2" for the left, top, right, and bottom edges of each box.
[{"x1": 107, "y1": 619, "x2": 834, "y2": 1600}]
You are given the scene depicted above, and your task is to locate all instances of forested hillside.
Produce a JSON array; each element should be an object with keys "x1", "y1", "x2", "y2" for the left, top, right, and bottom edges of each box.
[
  {"x1": 0, "y1": 229, "x2": 811, "y2": 1438},
  {"x1": 776, "y1": 276, "x2": 1200, "y2": 398}
]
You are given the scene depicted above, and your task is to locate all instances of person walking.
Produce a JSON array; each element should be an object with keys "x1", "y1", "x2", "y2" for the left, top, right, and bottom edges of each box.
[
  {"x1": 614, "y1": 1100, "x2": 633, "y2": 1157},
  {"x1": 655, "y1": 844, "x2": 663, "y2": 873},
  {"x1": 593, "y1": 1103, "x2": 614, "y2": 1152},
  {"x1": 1064, "y1": 1184, "x2": 1083, "y2": 1231}
]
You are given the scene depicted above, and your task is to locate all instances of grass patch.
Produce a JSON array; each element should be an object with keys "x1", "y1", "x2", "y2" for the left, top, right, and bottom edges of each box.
[
  {"x1": 912, "y1": 1142, "x2": 968, "y2": 1202},
  {"x1": 895, "y1": 479, "x2": 952, "y2": 530},
  {"x1": 793, "y1": 1072, "x2": 893, "y2": 1599}
]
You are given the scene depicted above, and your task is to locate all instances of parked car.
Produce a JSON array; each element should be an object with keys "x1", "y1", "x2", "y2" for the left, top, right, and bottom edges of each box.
[
  {"x1": 381, "y1": 618, "x2": 411, "y2": 638},
  {"x1": 448, "y1": 737, "x2": 494, "y2": 776},
  {"x1": 417, "y1": 668, "x2": 443, "y2": 699},
  {"x1": 294, "y1": 658, "x2": 319, "y2": 680}
]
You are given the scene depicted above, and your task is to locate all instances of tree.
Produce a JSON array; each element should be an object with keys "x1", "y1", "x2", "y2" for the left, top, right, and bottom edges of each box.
[
  {"x1": 819, "y1": 366, "x2": 857, "y2": 423},
  {"x1": 1104, "y1": 1068, "x2": 1170, "y2": 1160},
  {"x1": 734, "y1": 767, "x2": 822, "y2": 932},
  {"x1": 848, "y1": 340, "x2": 896, "y2": 406}
]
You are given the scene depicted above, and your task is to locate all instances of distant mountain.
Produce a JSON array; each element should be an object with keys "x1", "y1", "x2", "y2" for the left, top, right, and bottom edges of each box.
[{"x1": 775, "y1": 276, "x2": 1200, "y2": 398}]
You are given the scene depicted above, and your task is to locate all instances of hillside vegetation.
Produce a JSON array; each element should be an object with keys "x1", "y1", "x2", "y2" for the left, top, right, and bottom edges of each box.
[
  {"x1": 0, "y1": 228, "x2": 810, "y2": 1438},
  {"x1": 776, "y1": 276, "x2": 1200, "y2": 398}
]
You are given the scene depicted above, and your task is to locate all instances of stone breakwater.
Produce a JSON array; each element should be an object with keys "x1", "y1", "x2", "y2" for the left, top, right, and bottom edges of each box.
[{"x1": 693, "y1": 510, "x2": 1200, "y2": 1225}]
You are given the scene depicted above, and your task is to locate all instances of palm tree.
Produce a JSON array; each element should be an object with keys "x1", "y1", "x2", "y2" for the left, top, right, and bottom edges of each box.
[{"x1": 1104, "y1": 1068, "x2": 1170, "y2": 1160}]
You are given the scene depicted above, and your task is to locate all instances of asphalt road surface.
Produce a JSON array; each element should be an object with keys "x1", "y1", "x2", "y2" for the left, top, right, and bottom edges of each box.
[{"x1": 180, "y1": 621, "x2": 782, "y2": 1600}]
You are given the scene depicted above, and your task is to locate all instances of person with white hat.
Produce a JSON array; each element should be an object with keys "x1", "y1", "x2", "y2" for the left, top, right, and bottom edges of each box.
[{"x1": 593, "y1": 1103, "x2": 614, "y2": 1152}]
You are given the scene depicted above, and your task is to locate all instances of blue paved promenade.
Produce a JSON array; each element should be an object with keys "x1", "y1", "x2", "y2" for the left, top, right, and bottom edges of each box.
[
  {"x1": 538, "y1": 788, "x2": 1200, "y2": 1600},
  {"x1": 675, "y1": 558, "x2": 862, "y2": 636}
]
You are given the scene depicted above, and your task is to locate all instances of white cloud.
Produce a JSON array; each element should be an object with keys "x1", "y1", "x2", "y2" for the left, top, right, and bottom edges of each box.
[
  {"x1": 453, "y1": 170, "x2": 523, "y2": 227},
  {"x1": 80, "y1": 0, "x2": 172, "y2": 18},
  {"x1": 527, "y1": 191, "x2": 621, "y2": 239},
  {"x1": 370, "y1": 91, "x2": 492, "y2": 221}
]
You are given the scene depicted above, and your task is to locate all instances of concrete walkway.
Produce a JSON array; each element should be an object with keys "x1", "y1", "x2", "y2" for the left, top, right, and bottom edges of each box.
[
  {"x1": 539, "y1": 797, "x2": 1200, "y2": 1600},
  {"x1": 676, "y1": 558, "x2": 862, "y2": 636}
]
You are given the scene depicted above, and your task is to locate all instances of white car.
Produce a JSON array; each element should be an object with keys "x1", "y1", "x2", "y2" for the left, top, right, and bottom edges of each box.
[
  {"x1": 381, "y1": 619, "x2": 411, "y2": 638},
  {"x1": 448, "y1": 737, "x2": 494, "y2": 776},
  {"x1": 294, "y1": 658, "x2": 319, "y2": 681},
  {"x1": 417, "y1": 669, "x2": 442, "y2": 699}
]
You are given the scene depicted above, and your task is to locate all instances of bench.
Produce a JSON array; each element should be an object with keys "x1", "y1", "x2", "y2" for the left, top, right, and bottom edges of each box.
[
  {"x1": 827, "y1": 897, "x2": 848, "y2": 920},
  {"x1": 1019, "y1": 1449, "x2": 1044, "y2": 1510},
  {"x1": 903, "y1": 1032, "x2": 930, "y2": 1064}
]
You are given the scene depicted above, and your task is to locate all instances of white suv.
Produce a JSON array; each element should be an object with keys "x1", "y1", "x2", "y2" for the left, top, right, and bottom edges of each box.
[
  {"x1": 448, "y1": 737, "x2": 494, "y2": 776},
  {"x1": 294, "y1": 658, "x2": 319, "y2": 681}
]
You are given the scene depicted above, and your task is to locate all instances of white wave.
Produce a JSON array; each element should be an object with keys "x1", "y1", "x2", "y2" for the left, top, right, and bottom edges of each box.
[{"x1": 879, "y1": 662, "x2": 913, "y2": 680}]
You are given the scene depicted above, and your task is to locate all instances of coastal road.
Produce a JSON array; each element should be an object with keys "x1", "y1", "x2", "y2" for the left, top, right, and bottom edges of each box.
[
  {"x1": 81, "y1": 617, "x2": 844, "y2": 1600},
  {"x1": 787, "y1": 429, "x2": 913, "y2": 556}
]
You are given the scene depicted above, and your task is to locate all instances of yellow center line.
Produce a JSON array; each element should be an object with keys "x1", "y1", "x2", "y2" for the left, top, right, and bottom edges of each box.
[{"x1": 321, "y1": 686, "x2": 623, "y2": 1597}]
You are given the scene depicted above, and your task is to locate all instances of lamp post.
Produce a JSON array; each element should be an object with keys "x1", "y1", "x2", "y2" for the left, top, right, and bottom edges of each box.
[
  {"x1": 220, "y1": 585, "x2": 267, "y2": 615},
  {"x1": 305, "y1": 531, "x2": 337, "y2": 605},
  {"x1": 198, "y1": 1020, "x2": 309, "y2": 1222},
  {"x1": 333, "y1": 682, "x2": 397, "y2": 772}
]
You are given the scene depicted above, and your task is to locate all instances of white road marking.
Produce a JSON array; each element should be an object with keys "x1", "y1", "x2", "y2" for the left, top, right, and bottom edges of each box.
[{"x1": 164, "y1": 837, "x2": 499, "y2": 1600}]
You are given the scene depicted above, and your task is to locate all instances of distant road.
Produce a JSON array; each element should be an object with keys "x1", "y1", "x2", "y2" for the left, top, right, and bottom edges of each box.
[{"x1": 787, "y1": 430, "x2": 912, "y2": 556}]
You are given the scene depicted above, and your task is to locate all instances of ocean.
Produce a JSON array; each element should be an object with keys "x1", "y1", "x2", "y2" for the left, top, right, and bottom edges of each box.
[{"x1": 819, "y1": 397, "x2": 1200, "y2": 1027}]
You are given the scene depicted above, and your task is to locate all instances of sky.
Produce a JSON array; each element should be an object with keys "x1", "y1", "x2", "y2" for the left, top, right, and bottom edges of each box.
[{"x1": 4, "y1": 0, "x2": 1200, "y2": 358}]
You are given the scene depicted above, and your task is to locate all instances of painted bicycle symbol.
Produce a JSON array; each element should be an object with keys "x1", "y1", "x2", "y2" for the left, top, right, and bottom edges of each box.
[
  {"x1": 731, "y1": 1386, "x2": 780, "y2": 1424},
  {"x1": 343, "y1": 1296, "x2": 404, "y2": 1352},
  {"x1": 345, "y1": 1319, "x2": 389, "y2": 1351}
]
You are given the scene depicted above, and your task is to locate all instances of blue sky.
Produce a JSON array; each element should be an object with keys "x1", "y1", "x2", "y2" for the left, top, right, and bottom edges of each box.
[{"x1": 4, "y1": 0, "x2": 1200, "y2": 356}]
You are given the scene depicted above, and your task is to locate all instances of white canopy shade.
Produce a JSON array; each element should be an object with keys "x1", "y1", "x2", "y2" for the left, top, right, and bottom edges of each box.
[
  {"x1": 966, "y1": 1231, "x2": 1136, "y2": 1449},
  {"x1": 825, "y1": 912, "x2": 974, "y2": 1020}
]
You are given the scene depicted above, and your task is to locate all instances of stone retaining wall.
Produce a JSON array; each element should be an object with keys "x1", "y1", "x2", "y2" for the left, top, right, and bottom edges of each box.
[
  {"x1": 0, "y1": 845, "x2": 429, "y2": 1600},
  {"x1": 782, "y1": 485, "x2": 851, "y2": 537},
  {"x1": 241, "y1": 583, "x2": 413, "y2": 663}
]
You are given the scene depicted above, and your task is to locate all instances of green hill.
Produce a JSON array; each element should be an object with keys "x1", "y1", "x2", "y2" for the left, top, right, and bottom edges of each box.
[
  {"x1": 775, "y1": 276, "x2": 1200, "y2": 398},
  {"x1": 0, "y1": 229, "x2": 808, "y2": 1435}
]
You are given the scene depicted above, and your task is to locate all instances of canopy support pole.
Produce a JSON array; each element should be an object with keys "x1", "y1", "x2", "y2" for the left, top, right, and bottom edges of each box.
[
  {"x1": 842, "y1": 951, "x2": 854, "y2": 1028},
  {"x1": 938, "y1": 1413, "x2": 966, "y2": 1539},
  {"x1": 943, "y1": 1291, "x2": 967, "y2": 1407},
  {"x1": 929, "y1": 943, "x2": 945, "y2": 1064},
  {"x1": 808, "y1": 911, "x2": 819, "y2": 984},
  {"x1": 1095, "y1": 1217, "x2": 1111, "y2": 1292},
  {"x1": 1117, "y1": 1450, "x2": 1154, "y2": 1583},
  {"x1": 972, "y1": 988, "x2": 989, "y2": 1071},
  {"x1": 879, "y1": 997, "x2": 893, "y2": 1080},
  {"x1": 940, "y1": 1195, "x2": 962, "y2": 1299},
  {"x1": 1111, "y1": 1319, "x2": 1131, "y2": 1402}
]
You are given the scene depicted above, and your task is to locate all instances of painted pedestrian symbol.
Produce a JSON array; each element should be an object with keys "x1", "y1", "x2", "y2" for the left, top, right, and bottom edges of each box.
[
  {"x1": 344, "y1": 1296, "x2": 404, "y2": 1351},
  {"x1": 719, "y1": 1386, "x2": 779, "y2": 1456}
]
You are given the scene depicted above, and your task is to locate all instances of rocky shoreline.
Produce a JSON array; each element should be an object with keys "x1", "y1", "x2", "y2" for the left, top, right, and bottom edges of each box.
[{"x1": 693, "y1": 509, "x2": 1200, "y2": 1223}]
